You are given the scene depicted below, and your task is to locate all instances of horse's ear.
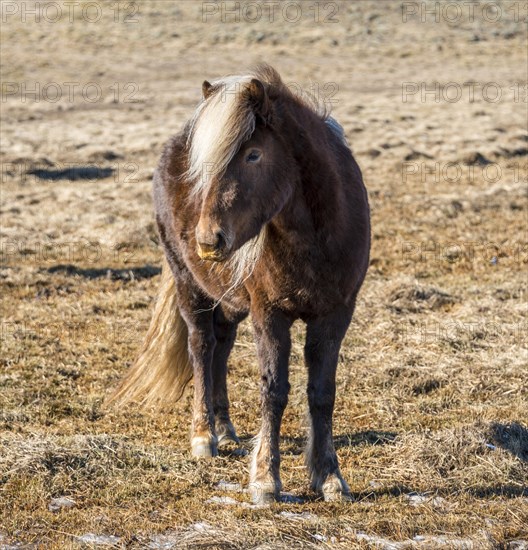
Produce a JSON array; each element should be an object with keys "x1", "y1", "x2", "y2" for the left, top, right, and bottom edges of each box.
[
  {"x1": 202, "y1": 80, "x2": 214, "y2": 100},
  {"x1": 247, "y1": 78, "x2": 271, "y2": 124}
]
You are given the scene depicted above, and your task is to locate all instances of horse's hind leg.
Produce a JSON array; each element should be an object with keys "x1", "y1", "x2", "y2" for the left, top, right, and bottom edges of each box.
[
  {"x1": 304, "y1": 307, "x2": 352, "y2": 501},
  {"x1": 212, "y1": 306, "x2": 243, "y2": 447}
]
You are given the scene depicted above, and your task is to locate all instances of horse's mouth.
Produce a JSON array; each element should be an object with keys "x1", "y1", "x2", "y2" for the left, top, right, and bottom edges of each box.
[{"x1": 197, "y1": 245, "x2": 229, "y2": 263}]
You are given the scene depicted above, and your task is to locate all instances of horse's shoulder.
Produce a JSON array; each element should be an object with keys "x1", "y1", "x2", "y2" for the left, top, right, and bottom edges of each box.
[
  {"x1": 154, "y1": 129, "x2": 190, "y2": 195},
  {"x1": 160, "y1": 130, "x2": 187, "y2": 170}
]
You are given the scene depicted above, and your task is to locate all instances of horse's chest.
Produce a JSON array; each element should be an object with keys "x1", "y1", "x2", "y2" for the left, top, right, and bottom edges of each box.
[{"x1": 256, "y1": 253, "x2": 344, "y2": 316}]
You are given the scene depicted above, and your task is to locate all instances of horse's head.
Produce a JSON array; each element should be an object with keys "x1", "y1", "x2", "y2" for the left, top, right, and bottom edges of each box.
[{"x1": 188, "y1": 74, "x2": 294, "y2": 263}]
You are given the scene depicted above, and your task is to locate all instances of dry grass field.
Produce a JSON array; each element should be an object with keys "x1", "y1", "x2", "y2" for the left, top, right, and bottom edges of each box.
[{"x1": 1, "y1": 1, "x2": 527, "y2": 548}]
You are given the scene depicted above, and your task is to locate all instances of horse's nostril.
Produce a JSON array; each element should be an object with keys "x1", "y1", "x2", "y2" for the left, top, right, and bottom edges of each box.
[{"x1": 215, "y1": 230, "x2": 226, "y2": 251}]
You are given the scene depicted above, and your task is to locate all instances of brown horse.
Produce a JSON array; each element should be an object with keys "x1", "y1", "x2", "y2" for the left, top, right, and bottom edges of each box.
[{"x1": 112, "y1": 64, "x2": 370, "y2": 503}]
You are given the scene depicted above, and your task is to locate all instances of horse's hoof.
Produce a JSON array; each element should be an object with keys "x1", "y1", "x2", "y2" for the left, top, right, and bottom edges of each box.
[
  {"x1": 191, "y1": 436, "x2": 218, "y2": 458},
  {"x1": 321, "y1": 472, "x2": 352, "y2": 502},
  {"x1": 216, "y1": 421, "x2": 240, "y2": 447},
  {"x1": 248, "y1": 482, "x2": 279, "y2": 505}
]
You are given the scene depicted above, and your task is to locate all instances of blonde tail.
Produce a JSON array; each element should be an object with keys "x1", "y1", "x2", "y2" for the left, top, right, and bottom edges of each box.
[{"x1": 109, "y1": 258, "x2": 192, "y2": 408}]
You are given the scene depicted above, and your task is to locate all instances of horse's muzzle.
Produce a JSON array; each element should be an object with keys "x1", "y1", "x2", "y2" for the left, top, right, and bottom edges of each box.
[{"x1": 196, "y1": 229, "x2": 229, "y2": 262}]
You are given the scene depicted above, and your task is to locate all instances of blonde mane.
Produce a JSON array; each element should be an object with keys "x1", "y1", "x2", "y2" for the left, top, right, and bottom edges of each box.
[
  {"x1": 186, "y1": 75, "x2": 253, "y2": 197},
  {"x1": 185, "y1": 65, "x2": 290, "y2": 195}
]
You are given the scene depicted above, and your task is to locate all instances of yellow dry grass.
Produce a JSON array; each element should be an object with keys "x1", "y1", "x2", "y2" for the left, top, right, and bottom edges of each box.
[{"x1": 1, "y1": 1, "x2": 527, "y2": 548}]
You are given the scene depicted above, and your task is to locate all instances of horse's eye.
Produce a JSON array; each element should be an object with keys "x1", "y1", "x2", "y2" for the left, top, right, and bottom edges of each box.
[{"x1": 246, "y1": 150, "x2": 261, "y2": 163}]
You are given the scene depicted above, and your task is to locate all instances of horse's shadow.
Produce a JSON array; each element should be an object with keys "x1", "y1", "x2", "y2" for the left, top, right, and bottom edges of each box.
[
  {"x1": 351, "y1": 483, "x2": 527, "y2": 502},
  {"x1": 222, "y1": 424, "x2": 527, "y2": 503},
  {"x1": 489, "y1": 421, "x2": 528, "y2": 462},
  {"x1": 333, "y1": 430, "x2": 398, "y2": 449},
  {"x1": 281, "y1": 430, "x2": 398, "y2": 455},
  {"x1": 230, "y1": 429, "x2": 397, "y2": 458}
]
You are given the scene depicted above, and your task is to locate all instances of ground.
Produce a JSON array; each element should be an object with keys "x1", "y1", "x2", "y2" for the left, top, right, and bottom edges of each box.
[{"x1": 0, "y1": 1, "x2": 527, "y2": 548}]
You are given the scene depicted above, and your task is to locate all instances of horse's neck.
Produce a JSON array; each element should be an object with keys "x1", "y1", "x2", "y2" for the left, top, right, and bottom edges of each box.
[
  {"x1": 256, "y1": 98, "x2": 349, "y2": 262},
  {"x1": 289, "y1": 112, "x2": 345, "y2": 236},
  {"x1": 268, "y1": 127, "x2": 346, "y2": 261}
]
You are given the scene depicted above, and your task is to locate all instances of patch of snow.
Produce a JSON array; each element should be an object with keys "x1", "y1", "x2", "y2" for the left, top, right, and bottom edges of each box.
[
  {"x1": 77, "y1": 533, "x2": 120, "y2": 547},
  {"x1": 356, "y1": 532, "x2": 401, "y2": 550},
  {"x1": 0, "y1": 533, "x2": 30, "y2": 550},
  {"x1": 189, "y1": 522, "x2": 213, "y2": 532},
  {"x1": 48, "y1": 496, "x2": 76, "y2": 513},
  {"x1": 279, "y1": 511, "x2": 318, "y2": 521},
  {"x1": 405, "y1": 492, "x2": 449, "y2": 509},
  {"x1": 215, "y1": 480, "x2": 244, "y2": 492},
  {"x1": 354, "y1": 531, "x2": 475, "y2": 549},
  {"x1": 415, "y1": 536, "x2": 474, "y2": 548},
  {"x1": 240, "y1": 502, "x2": 268, "y2": 509},
  {"x1": 205, "y1": 496, "x2": 240, "y2": 506},
  {"x1": 147, "y1": 533, "x2": 179, "y2": 550}
]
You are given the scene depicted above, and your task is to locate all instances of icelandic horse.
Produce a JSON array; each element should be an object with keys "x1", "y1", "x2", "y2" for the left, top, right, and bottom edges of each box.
[{"x1": 112, "y1": 65, "x2": 370, "y2": 503}]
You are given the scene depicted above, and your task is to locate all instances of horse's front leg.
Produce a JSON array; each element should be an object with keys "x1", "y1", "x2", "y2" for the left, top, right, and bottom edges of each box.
[
  {"x1": 250, "y1": 308, "x2": 292, "y2": 504},
  {"x1": 176, "y1": 283, "x2": 218, "y2": 458},
  {"x1": 304, "y1": 307, "x2": 352, "y2": 501},
  {"x1": 188, "y1": 318, "x2": 218, "y2": 457}
]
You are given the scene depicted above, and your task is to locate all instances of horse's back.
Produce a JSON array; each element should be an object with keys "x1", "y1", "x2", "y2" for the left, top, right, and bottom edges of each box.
[{"x1": 325, "y1": 116, "x2": 349, "y2": 147}]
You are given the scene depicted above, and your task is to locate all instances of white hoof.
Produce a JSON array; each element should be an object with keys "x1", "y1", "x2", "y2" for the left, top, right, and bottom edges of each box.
[
  {"x1": 321, "y1": 472, "x2": 352, "y2": 502},
  {"x1": 191, "y1": 436, "x2": 218, "y2": 458},
  {"x1": 248, "y1": 481, "x2": 278, "y2": 505}
]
